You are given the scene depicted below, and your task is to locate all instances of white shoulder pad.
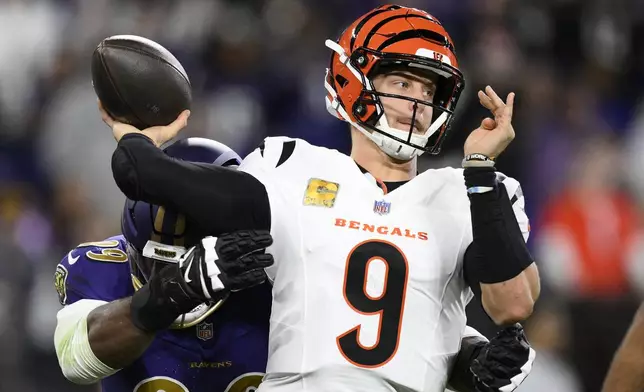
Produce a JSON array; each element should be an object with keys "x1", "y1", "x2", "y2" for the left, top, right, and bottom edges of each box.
[
  {"x1": 239, "y1": 136, "x2": 315, "y2": 190},
  {"x1": 241, "y1": 136, "x2": 304, "y2": 170},
  {"x1": 496, "y1": 172, "x2": 530, "y2": 242}
]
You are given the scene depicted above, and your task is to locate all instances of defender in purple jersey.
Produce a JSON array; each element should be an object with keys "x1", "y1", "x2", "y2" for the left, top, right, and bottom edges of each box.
[{"x1": 54, "y1": 138, "x2": 273, "y2": 392}]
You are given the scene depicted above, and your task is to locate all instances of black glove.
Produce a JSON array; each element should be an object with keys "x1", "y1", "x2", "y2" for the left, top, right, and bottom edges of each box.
[
  {"x1": 131, "y1": 230, "x2": 274, "y2": 332},
  {"x1": 470, "y1": 324, "x2": 535, "y2": 392},
  {"x1": 179, "y1": 230, "x2": 274, "y2": 300}
]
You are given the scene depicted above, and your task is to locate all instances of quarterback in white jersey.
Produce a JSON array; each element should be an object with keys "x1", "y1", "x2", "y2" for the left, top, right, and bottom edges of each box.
[
  {"x1": 105, "y1": 4, "x2": 539, "y2": 392},
  {"x1": 236, "y1": 5, "x2": 538, "y2": 392},
  {"x1": 238, "y1": 140, "x2": 531, "y2": 392},
  {"x1": 242, "y1": 136, "x2": 472, "y2": 388}
]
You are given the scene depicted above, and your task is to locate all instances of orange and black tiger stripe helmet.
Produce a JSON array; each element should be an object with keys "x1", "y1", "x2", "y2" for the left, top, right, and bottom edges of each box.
[{"x1": 324, "y1": 5, "x2": 465, "y2": 158}]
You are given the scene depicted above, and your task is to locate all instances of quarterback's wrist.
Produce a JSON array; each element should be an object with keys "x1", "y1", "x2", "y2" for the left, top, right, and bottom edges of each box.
[
  {"x1": 462, "y1": 153, "x2": 495, "y2": 168},
  {"x1": 118, "y1": 131, "x2": 155, "y2": 146},
  {"x1": 463, "y1": 167, "x2": 497, "y2": 195}
]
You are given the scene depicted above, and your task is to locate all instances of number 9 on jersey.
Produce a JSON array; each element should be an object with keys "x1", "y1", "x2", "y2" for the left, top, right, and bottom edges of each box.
[{"x1": 336, "y1": 240, "x2": 409, "y2": 368}]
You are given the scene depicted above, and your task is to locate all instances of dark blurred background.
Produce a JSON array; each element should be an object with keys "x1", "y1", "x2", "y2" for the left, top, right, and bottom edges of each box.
[{"x1": 1, "y1": 0, "x2": 643, "y2": 391}]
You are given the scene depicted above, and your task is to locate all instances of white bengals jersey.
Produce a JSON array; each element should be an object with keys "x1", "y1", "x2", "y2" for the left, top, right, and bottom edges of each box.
[{"x1": 239, "y1": 137, "x2": 530, "y2": 392}]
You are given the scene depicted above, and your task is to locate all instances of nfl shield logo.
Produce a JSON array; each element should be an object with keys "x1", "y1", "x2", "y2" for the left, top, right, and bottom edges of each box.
[
  {"x1": 196, "y1": 321, "x2": 214, "y2": 341},
  {"x1": 373, "y1": 200, "x2": 391, "y2": 215}
]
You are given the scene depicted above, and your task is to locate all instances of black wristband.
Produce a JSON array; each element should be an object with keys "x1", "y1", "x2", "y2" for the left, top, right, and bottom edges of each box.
[
  {"x1": 130, "y1": 266, "x2": 200, "y2": 332},
  {"x1": 464, "y1": 167, "x2": 497, "y2": 189},
  {"x1": 465, "y1": 174, "x2": 534, "y2": 284}
]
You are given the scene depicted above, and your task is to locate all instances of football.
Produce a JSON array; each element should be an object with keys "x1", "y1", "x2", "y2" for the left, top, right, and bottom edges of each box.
[{"x1": 91, "y1": 35, "x2": 192, "y2": 129}]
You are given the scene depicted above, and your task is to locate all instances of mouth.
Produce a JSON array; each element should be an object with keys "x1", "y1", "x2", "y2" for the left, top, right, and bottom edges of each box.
[{"x1": 398, "y1": 118, "x2": 423, "y2": 134}]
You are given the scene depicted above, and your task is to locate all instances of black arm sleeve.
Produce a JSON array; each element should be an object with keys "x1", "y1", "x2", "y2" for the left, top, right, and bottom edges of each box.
[
  {"x1": 447, "y1": 334, "x2": 488, "y2": 392},
  {"x1": 111, "y1": 133, "x2": 271, "y2": 234},
  {"x1": 463, "y1": 244, "x2": 482, "y2": 298},
  {"x1": 463, "y1": 167, "x2": 534, "y2": 287}
]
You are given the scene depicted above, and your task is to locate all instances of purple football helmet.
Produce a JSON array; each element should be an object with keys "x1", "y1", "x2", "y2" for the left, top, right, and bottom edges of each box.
[{"x1": 121, "y1": 137, "x2": 241, "y2": 283}]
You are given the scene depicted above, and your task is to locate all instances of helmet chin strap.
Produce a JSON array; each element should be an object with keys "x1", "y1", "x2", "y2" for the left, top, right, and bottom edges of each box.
[
  {"x1": 368, "y1": 126, "x2": 421, "y2": 161},
  {"x1": 366, "y1": 111, "x2": 449, "y2": 161}
]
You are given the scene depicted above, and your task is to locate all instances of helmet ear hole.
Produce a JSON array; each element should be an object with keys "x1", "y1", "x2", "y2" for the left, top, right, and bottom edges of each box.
[
  {"x1": 335, "y1": 74, "x2": 349, "y2": 88},
  {"x1": 354, "y1": 93, "x2": 381, "y2": 126}
]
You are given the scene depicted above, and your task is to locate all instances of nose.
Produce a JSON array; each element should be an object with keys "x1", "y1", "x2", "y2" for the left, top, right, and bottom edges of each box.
[{"x1": 408, "y1": 95, "x2": 426, "y2": 116}]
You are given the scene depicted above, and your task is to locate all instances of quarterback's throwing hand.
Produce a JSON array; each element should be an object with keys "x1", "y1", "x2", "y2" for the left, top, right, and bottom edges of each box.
[
  {"x1": 463, "y1": 86, "x2": 515, "y2": 160},
  {"x1": 179, "y1": 230, "x2": 274, "y2": 301},
  {"x1": 470, "y1": 324, "x2": 535, "y2": 392},
  {"x1": 98, "y1": 100, "x2": 190, "y2": 147}
]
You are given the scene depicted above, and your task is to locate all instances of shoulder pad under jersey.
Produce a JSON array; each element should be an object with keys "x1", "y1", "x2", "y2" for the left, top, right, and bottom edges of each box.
[{"x1": 495, "y1": 172, "x2": 530, "y2": 241}]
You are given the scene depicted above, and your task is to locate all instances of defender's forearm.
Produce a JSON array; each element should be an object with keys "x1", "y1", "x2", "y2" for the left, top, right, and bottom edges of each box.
[{"x1": 87, "y1": 297, "x2": 154, "y2": 369}]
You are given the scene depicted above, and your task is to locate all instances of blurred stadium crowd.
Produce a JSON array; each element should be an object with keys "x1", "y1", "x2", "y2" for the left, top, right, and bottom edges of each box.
[{"x1": 1, "y1": 0, "x2": 643, "y2": 391}]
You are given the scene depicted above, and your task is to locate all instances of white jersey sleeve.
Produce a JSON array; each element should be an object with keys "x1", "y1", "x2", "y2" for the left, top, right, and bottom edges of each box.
[{"x1": 496, "y1": 172, "x2": 530, "y2": 242}]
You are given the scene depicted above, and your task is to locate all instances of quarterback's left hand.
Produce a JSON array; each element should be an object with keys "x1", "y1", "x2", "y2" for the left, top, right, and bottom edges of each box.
[
  {"x1": 463, "y1": 86, "x2": 515, "y2": 160},
  {"x1": 470, "y1": 324, "x2": 535, "y2": 392}
]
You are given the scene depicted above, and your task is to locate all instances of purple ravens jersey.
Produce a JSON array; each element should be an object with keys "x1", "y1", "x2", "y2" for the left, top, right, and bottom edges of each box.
[{"x1": 55, "y1": 235, "x2": 271, "y2": 392}]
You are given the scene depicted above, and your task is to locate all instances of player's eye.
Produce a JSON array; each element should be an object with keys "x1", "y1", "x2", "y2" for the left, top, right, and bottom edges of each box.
[{"x1": 393, "y1": 80, "x2": 410, "y2": 89}]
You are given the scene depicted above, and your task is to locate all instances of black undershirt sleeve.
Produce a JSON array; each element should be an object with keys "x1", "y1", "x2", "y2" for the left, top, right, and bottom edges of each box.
[
  {"x1": 463, "y1": 243, "x2": 483, "y2": 298},
  {"x1": 462, "y1": 167, "x2": 534, "y2": 293},
  {"x1": 111, "y1": 133, "x2": 271, "y2": 235}
]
